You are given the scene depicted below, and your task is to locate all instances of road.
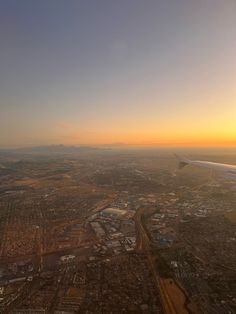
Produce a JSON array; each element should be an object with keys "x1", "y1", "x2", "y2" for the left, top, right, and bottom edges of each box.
[{"x1": 134, "y1": 207, "x2": 189, "y2": 314}]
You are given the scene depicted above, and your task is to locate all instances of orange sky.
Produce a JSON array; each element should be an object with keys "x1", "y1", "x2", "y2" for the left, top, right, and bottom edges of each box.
[{"x1": 0, "y1": 1, "x2": 236, "y2": 148}]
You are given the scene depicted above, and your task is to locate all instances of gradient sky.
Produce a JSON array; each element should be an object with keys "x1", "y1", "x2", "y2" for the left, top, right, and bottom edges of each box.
[{"x1": 0, "y1": 0, "x2": 236, "y2": 148}]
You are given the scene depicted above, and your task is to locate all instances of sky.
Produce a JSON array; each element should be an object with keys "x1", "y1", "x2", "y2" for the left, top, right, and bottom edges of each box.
[{"x1": 0, "y1": 0, "x2": 236, "y2": 148}]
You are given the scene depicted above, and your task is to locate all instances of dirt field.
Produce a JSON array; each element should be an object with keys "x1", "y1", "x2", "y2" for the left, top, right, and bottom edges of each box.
[
  {"x1": 160, "y1": 278, "x2": 188, "y2": 314},
  {"x1": 225, "y1": 211, "x2": 236, "y2": 223},
  {"x1": 66, "y1": 287, "x2": 85, "y2": 299}
]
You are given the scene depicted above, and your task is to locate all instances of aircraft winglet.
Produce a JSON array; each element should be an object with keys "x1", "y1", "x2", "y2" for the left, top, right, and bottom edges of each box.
[{"x1": 174, "y1": 154, "x2": 189, "y2": 169}]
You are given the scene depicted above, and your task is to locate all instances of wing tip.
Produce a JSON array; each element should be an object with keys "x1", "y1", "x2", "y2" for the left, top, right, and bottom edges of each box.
[{"x1": 174, "y1": 154, "x2": 189, "y2": 169}]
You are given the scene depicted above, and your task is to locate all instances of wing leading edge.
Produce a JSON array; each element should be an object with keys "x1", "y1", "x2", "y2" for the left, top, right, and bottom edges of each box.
[{"x1": 175, "y1": 154, "x2": 236, "y2": 181}]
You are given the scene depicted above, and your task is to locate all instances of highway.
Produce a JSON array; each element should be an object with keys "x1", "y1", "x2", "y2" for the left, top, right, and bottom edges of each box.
[{"x1": 134, "y1": 207, "x2": 189, "y2": 314}]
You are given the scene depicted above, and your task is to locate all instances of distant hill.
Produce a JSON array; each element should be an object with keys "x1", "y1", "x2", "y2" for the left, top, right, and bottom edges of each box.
[{"x1": 0, "y1": 145, "x2": 107, "y2": 154}]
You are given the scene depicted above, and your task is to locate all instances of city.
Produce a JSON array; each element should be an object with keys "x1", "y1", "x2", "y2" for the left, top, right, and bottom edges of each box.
[
  {"x1": 0, "y1": 1, "x2": 236, "y2": 313},
  {"x1": 0, "y1": 151, "x2": 235, "y2": 313}
]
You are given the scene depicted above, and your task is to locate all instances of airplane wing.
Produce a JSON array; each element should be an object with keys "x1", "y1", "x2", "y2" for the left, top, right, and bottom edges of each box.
[
  {"x1": 175, "y1": 154, "x2": 236, "y2": 181},
  {"x1": 174, "y1": 154, "x2": 190, "y2": 169}
]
